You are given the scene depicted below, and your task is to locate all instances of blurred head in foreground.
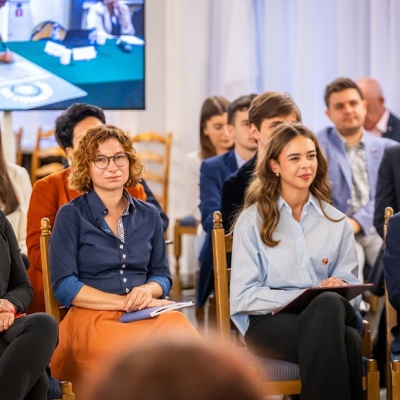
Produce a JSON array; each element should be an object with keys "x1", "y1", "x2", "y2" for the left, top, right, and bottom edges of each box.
[{"x1": 82, "y1": 336, "x2": 263, "y2": 400}]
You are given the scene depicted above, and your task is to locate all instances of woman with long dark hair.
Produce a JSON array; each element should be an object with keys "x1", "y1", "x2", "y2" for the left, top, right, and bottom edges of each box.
[{"x1": 230, "y1": 123, "x2": 363, "y2": 400}]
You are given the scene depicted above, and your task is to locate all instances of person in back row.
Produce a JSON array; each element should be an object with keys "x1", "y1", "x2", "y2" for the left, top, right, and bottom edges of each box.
[
  {"x1": 221, "y1": 92, "x2": 301, "y2": 231},
  {"x1": 196, "y1": 94, "x2": 257, "y2": 308},
  {"x1": 27, "y1": 103, "x2": 167, "y2": 313},
  {"x1": 317, "y1": 77, "x2": 396, "y2": 284},
  {"x1": 355, "y1": 77, "x2": 400, "y2": 142}
]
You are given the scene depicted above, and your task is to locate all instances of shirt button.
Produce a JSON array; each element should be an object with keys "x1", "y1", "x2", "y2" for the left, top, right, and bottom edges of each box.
[
  {"x1": 125, "y1": 288, "x2": 129, "y2": 293},
  {"x1": 123, "y1": 278, "x2": 127, "y2": 283},
  {"x1": 298, "y1": 237, "x2": 302, "y2": 242},
  {"x1": 122, "y1": 264, "x2": 126, "y2": 269},
  {"x1": 120, "y1": 270, "x2": 123, "y2": 275},
  {"x1": 300, "y1": 263, "x2": 305, "y2": 268},
  {"x1": 303, "y1": 211, "x2": 307, "y2": 215},
  {"x1": 120, "y1": 244, "x2": 123, "y2": 249},
  {"x1": 123, "y1": 254, "x2": 126, "y2": 259}
]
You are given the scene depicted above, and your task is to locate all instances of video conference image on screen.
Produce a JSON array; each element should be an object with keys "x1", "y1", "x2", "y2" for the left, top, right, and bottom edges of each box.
[{"x1": 0, "y1": 0, "x2": 145, "y2": 111}]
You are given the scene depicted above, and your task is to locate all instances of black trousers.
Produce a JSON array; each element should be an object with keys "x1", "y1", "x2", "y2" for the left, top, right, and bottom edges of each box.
[
  {"x1": 245, "y1": 292, "x2": 363, "y2": 400},
  {"x1": 0, "y1": 313, "x2": 58, "y2": 400}
]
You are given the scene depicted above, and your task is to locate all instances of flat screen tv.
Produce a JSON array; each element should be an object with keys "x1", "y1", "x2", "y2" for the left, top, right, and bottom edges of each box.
[{"x1": 0, "y1": 0, "x2": 145, "y2": 111}]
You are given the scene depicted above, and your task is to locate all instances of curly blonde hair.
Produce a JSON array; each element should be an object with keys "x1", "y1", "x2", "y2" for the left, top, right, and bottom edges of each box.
[
  {"x1": 242, "y1": 122, "x2": 337, "y2": 247},
  {"x1": 68, "y1": 124, "x2": 144, "y2": 192}
]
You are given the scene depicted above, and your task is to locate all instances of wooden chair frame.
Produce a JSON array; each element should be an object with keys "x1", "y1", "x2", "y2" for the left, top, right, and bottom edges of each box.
[
  {"x1": 31, "y1": 128, "x2": 65, "y2": 184},
  {"x1": 212, "y1": 211, "x2": 380, "y2": 399},
  {"x1": 383, "y1": 207, "x2": 400, "y2": 400},
  {"x1": 172, "y1": 216, "x2": 198, "y2": 296},
  {"x1": 131, "y1": 131, "x2": 172, "y2": 214},
  {"x1": 40, "y1": 217, "x2": 75, "y2": 400}
]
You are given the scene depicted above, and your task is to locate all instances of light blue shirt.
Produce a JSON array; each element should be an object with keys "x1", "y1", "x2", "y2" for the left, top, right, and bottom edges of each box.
[{"x1": 230, "y1": 194, "x2": 360, "y2": 335}]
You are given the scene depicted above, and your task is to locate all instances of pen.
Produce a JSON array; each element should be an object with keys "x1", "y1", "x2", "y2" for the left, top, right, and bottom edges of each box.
[{"x1": 0, "y1": 35, "x2": 9, "y2": 52}]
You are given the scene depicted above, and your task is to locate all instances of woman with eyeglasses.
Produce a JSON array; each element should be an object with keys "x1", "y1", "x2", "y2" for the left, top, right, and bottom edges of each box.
[{"x1": 48, "y1": 125, "x2": 200, "y2": 395}]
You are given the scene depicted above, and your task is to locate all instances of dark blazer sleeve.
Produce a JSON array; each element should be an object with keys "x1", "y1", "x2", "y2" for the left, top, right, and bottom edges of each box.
[
  {"x1": 221, "y1": 174, "x2": 245, "y2": 232},
  {"x1": 374, "y1": 146, "x2": 400, "y2": 237},
  {"x1": 140, "y1": 178, "x2": 169, "y2": 231},
  {"x1": 383, "y1": 214, "x2": 400, "y2": 312},
  {"x1": 0, "y1": 211, "x2": 33, "y2": 311}
]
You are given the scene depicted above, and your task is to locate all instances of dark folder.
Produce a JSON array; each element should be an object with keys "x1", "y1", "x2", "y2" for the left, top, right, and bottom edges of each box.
[{"x1": 273, "y1": 283, "x2": 373, "y2": 314}]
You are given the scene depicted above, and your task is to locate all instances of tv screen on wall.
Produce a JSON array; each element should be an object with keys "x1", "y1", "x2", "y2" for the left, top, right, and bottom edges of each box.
[{"x1": 0, "y1": 0, "x2": 145, "y2": 111}]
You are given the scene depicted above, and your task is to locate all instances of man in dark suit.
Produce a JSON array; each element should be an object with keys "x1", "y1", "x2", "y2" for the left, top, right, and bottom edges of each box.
[
  {"x1": 374, "y1": 144, "x2": 400, "y2": 238},
  {"x1": 196, "y1": 94, "x2": 257, "y2": 307},
  {"x1": 356, "y1": 77, "x2": 400, "y2": 142},
  {"x1": 221, "y1": 92, "x2": 301, "y2": 231}
]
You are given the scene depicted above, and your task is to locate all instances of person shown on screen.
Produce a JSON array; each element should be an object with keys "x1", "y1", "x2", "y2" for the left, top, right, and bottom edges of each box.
[
  {"x1": 0, "y1": 209, "x2": 58, "y2": 399},
  {"x1": 86, "y1": 0, "x2": 135, "y2": 37},
  {"x1": 230, "y1": 123, "x2": 363, "y2": 400},
  {"x1": 48, "y1": 125, "x2": 200, "y2": 394}
]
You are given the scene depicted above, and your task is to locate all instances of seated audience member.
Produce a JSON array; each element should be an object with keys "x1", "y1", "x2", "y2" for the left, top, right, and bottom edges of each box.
[
  {"x1": 180, "y1": 96, "x2": 230, "y2": 276},
  {"x1": 49, "y1": 125, "x2": 200, "y2": 393},
  {"x1": 0, "y1": 209, "x2": 58, "y2": 399},
  {"x1": 317, "y1": 77, "x2": 396, "y2": 283},
  {"x1": 356, "y1": 77, "x2": 400, "y2": 142},
  {"x1": 0, "y1": 129, "x2": 31, "y2": 268},
  {"x1": 197, "y1": 94, "x2": 257, "y2": 307},
  {"x1": 27, "y1": 103, "x2": 167, "y2": 313},
  {"x1": 374, "y1": 143, "x2": 400, "y2": 238},
  {"x1": 185, "y1": 96, "x2": 231, "y2": 224},
  {"x1": 230, "y1": 122, "x2": 363, "y2": 400},
  {"x1": 86, "y1": 0, "x2": 135, "y2": 37},
  {"x1": 221, "y1": 92, "x2": 301, "y2": 231},
  {"x1": 383, "y1": 211, "x2": 400, "y2": 358},
  {"x1": 82, "y1": 336, "x2": 262, "y2": 400}
]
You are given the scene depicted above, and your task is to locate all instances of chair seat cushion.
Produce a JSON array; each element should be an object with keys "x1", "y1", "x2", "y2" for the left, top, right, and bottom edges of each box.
[
  {"x1": 47, "y1": 376, "x2": 62, "y2": 399},
  {"x1": 179, "y1": 215, "x2": 197, "y2": 227}
]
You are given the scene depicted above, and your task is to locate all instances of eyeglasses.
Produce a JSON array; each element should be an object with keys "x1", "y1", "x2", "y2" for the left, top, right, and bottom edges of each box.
[{"x1": 93, "y1": 153, "x2": 129, "y2": 169}]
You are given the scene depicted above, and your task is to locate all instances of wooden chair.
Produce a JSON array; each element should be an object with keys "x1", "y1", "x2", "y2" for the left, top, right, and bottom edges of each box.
[
  {"x1": 211, "y1": 210, "x2": 380, "y2": 399},
  {"x1": 31, "y1": 128, "x2": 65, "y2": 184},
  {"x1": 383, "y1": 207, "x2": 400, "y2": 400},
  {"x1": 40, "y1": 217, "x2": 75, "y2": 400},
  {"x1": 131, "y1": 132, "x2": 172, "y2": 214},
  {"x1": 173, "y1": 215, "x2": 198, "y2": 296},
  {"x1": 15, "y1": 127, "x2": 23, "y2": 166}
]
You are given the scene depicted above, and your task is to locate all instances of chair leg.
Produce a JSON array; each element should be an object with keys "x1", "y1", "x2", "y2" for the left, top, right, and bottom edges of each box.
[
  {"x1": 173, "y1": 222, "x2": 182, "y2": 297},
  {"x1": 392, "y1": 360, "x2": 400, "y2": 400},
  {"x1": 365, "y1": 359, "x2": 380, "y2": 400}
]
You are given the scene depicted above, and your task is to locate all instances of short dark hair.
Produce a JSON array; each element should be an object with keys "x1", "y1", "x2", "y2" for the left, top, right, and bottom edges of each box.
[
  {"x1": 55, "y1": 103, "x2": 106, "y2": 150},
  {"x1": 324, "y1": 77, "x2": 364, "y2": 108},
  {"x1": 248, "y1": 92, "x2": 301, "y2": 131},
  {"x1": 227, "y1": 94, "x2": 257, "y2": 125}
]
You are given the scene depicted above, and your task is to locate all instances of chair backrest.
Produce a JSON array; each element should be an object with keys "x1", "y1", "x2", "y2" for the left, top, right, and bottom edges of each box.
[
  {"x1": 211, "y1": 211, "x2": 233, "y2": 344},
  {"x1": 31, "y1": 20, "x2": 67, "y2": 41},
  {"x1": 15, "y1": 127, "x2": 23, "y2": 166},
  {"x1": 31, "y1": 128, "x2": 65, "y2": 184},
  {"x1": 383, "y1": 206, "x2": 398, "y2": 398},
  {"x1": 40, "y1": 217, "x2": 66, "y2": 324},
  {"x1": 131, "y1": 131, "x2": 172, "y2": 214}
]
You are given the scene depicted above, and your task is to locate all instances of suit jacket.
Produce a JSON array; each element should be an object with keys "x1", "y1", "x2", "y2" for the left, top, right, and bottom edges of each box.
[
  {"x1": 317, "y1": 127, "x2": 396, "y2": 235},
  {"x1": 374, "y1": 144, "x2": 400, "y2": 237},
  {"x1": 0, "y1": 210, "x2": 33, "y2": 312},
  {"x1": 221, "y1": 154, "x2": 257, "y2": 231},
  {"x1": 197, "y1": 150, "x2": 238, "y2": 307},
  {"x1": 26, "y1": 167, "x2": 146, "y2": 313},
  {"x1": 383, "y1": 112, "x2": 400, "y2": 142}
]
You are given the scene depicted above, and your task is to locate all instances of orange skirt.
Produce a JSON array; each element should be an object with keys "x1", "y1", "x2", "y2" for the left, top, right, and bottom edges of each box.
[{"x1": 51, "y1": 307, "x2": 201, "y2": 396}]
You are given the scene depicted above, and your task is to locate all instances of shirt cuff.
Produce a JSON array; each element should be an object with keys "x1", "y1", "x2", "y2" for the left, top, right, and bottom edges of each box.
[
  {"x1": 54, "y1": 276, "x2": 84, "y2": 308},
  {"x1": 146, "y1": 276, "x2": 171, "y2": 298}
]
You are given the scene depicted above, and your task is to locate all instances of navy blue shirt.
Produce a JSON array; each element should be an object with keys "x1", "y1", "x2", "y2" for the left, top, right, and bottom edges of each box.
[{"x1": 49, "y1": 190, "x2": 171, "y2": 307}]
